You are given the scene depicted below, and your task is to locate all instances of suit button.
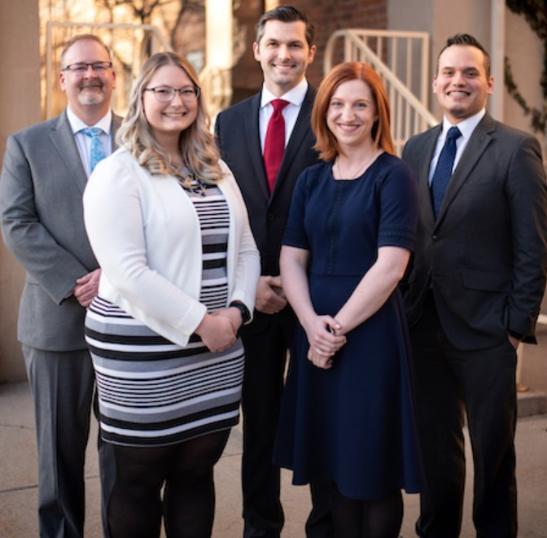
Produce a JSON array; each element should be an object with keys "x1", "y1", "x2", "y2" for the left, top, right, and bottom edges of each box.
[
  {"x1": 268, "y1": 213, "x2": 275, "y2": 221},
  {"x1": 432, "y1": 234, "x2": 438, "y2": 240}
]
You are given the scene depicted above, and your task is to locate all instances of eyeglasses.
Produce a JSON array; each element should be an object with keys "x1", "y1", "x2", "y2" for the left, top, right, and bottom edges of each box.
[
  {"x1": 62, "y1": 61, "x2": 113, "y2": 73},
  {"x1": 144, "y1": 86, "x2": 200, "y2": 103}
]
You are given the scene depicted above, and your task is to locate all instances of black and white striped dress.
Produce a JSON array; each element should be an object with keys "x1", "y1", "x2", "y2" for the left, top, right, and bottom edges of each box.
[{"x1": 85, "y1": 180, "x2": 244, "y2": 447}]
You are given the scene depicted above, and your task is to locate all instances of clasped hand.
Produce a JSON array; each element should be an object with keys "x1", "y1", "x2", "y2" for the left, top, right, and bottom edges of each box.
[
  {"x1": 73, "y1": 268, "x2": 101, "y2": 307},
  {"x1": 255, "y1": 276, "x2": 287, "y2": 314},
  {"x1": 304, "y1": 316, "x2": 346, "y2": 370},
  {"x1": 196, "y1": 307, "x2": 243, "y2": 352}
]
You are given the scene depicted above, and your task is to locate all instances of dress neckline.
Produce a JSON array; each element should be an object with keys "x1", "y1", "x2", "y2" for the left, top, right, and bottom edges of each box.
[{"x1": 330, "y1": 151, "x2": 386, "y2": 182}]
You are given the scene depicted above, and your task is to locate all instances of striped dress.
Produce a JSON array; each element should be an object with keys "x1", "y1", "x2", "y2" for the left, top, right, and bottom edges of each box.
[{"x1": 85, "y1": 180, "x2": 245, "y2": 447}]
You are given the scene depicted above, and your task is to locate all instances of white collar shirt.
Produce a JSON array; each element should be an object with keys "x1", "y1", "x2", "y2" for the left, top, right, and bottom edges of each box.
[
  {"x1": 67, "y1": 107, "x2": 113, "y2": 177},
  {"x1": 428, "y1": 108, "x2": 486, "y2": 184},
  {"x1": 259, "y1": 79, "x2": 308, "y2": 153}
]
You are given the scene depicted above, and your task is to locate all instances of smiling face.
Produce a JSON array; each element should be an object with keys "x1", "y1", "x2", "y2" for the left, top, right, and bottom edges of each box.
[
  {"x1": 59, "y1": 38, "x2": 115, "y2": 122},
  {"x1": 142, "y1": 64, "x2": 199, "y2": 148},
  {"x1": 326, "y1": 78, "x2": 378, "y2": 151},
  {"x1": 253, "y1": 20, "x2": 316, "y2": 97},
  {"x1": 433, "y1": 44, "x2": 493, "y2": 124}
]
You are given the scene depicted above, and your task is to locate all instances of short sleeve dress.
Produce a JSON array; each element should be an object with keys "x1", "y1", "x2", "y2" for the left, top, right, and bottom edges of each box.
[{"x1": 273, "y1": 153, "x2": 422, "y2": 500}]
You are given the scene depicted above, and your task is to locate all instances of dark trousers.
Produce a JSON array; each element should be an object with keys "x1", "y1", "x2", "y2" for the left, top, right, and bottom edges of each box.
[
  {"x1": 99, "y1": 429, "x2": 230, "y2": 538},
  {"x1": 23, "y1": 346, "x2": 95, "y2": 538},
  {"x1": 411, "y1": 297, "x2": 517, "y2": 538},
  {"x1": 241, "y1": 314, "x2": 333, "y2": 538},
  {"x1": 241, "y1": 316, "x2": 287, "y2": 537}
]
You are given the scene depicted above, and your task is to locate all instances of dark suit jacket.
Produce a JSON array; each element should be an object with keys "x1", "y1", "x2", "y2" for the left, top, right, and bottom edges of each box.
[
  {"x1": 0, "y1": 110, "x2": 121, "y2": 351},
  {"x1": 215, "y1": 87, "x2": 318, "y2": 275},
  {"x1": 215, "y1": 87, "x2": 319, "y2": 333},
  {"x1": 402, "y1": 114, "x2": 547, "y2": 351}
]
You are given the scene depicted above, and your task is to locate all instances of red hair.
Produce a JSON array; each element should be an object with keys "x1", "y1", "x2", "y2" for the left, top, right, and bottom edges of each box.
[{"x1": 312, "y1": 62, "x2": 395, "y2": 160}]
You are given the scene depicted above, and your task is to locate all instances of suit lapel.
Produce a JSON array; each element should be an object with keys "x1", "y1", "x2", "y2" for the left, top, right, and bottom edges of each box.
[
  {"x1": 434, "y1": 115, "x2": 495, "y2": 227},
  {"x1": 244, "y1": 93, "x2": 270, "y2": 200},
  {"x1": 49, "y1": 111, "x2": 88, "y2": 195},
  {"x1": 50, "y1": 111, "x2": 123, "y2": 196},
  {"x1": 418, "y1": 124, "x2": 441, "y2": 230},
  {"x1": 111, "y1": 113, "x2": 122, "y2": 151},
  {"x1": 270, "y1": 87, "x2": 314, "y2": 202}
]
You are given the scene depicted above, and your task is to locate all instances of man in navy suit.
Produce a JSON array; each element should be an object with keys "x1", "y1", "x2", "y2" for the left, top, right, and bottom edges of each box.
[
  {"x1": 216, "y1": 6, "x2": 331, "y2": 537},
  {"x1": 402, "y1": 33, "x2": 547, "y2": 537},
  {"x1": 0, "y1": 34, "x2": 120, "y2": 538}
]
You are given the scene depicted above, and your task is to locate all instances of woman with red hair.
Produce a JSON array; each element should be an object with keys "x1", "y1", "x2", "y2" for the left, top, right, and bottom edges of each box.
[{"x1": 274, "y1": 62, "x2": 421, "y2": 537}]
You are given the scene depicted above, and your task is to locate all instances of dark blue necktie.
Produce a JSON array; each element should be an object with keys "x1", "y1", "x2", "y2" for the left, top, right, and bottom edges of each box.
[{"x1": 431, "y1": 126, "x2": 462, "y2": 217}]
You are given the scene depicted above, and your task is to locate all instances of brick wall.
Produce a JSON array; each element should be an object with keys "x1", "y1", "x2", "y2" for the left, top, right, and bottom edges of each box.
[
  {"x1": 231, "y1": 0, "x2": 264, "y2": 103},
  {"x1": 231, "y1": 0, "x2": 387, "y2": 102},
  {"x1": 283, "y1": 0, "x2": 386, "y2": 87}
]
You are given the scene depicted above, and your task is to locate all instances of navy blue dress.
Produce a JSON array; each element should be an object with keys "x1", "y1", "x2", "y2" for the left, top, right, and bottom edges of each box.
[{"x1": 273, "y1": 153, "x2": 421, "y2": 500}]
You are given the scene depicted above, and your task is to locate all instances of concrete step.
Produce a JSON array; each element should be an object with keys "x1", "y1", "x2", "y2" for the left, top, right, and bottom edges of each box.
[{"x1": 517, "y1": 390, "x2": 547, "y2": 418}]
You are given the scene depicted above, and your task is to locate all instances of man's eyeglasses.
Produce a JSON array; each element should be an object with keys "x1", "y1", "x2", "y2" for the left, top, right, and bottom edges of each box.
[
  {"x1": 144, "y1": 86, "x2": 200, "y2": 103},
  {"x1": 62, "y1": 62, "x2": 113, "y2": 74}
]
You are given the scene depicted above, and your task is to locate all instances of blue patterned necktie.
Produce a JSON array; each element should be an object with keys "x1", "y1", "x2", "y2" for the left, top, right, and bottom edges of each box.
[
  {"x1": 80, "y1": 127, "x2": 107, "y2": 173},
  {"x1": 430, "y1": 126, "x2": 462, "y2": 217}
]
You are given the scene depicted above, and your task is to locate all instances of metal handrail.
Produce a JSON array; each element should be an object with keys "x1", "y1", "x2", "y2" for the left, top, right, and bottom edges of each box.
[
  {"x1": 325, "y1": 29, "x2": 431, "y2": 101},
  {"x1": 45, "y1": 20, "x2": 230, "y2": 123},
  {"x1": 324, "y1": 29, "x2": 438, "y2": 153},
  {"x1": 354, "y1": 37, "x2": 436, "y2": 118}
]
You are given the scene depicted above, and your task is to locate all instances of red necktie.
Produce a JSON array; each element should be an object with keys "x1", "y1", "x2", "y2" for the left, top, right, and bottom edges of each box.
[{"x1": 263, "y1": 99, "x2": 289, "y2": 192}]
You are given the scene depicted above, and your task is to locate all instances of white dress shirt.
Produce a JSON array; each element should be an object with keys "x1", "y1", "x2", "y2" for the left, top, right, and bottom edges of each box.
[
  {"x1": 258, "y1": 78, "x2": 309, "y2": 152},
  {"x1": 428, "y1": 108, "x2": 486, "y2": 184},
  {"x1": 66, "y1": 107, "x2": 113, "y2": 176}
]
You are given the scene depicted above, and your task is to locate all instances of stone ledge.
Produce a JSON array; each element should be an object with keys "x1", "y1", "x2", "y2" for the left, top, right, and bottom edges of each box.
[{"x1": 517, "y1": 391, "x2": 547, "y2": 418}]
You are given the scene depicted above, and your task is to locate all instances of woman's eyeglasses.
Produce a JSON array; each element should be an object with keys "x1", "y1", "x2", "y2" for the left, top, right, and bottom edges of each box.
[{"x1": 144, "y1": 86, "x2": 200, "y2": 103}]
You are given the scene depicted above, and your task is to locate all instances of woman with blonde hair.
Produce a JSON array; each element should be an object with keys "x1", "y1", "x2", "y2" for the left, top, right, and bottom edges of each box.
[
  {"x1": 83, "y1": 51, "x2": 259, "y2": 537},
  {"x1": 274, "y1": 62, "x2": 421, "y2": 537}
]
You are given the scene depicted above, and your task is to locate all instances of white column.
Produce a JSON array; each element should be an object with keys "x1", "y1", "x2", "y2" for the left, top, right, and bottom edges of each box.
[
  {"x1": 206, "y1": 0, "x2": 233, "y2": 69},
  {"x1": 490, "y1": 0, "x2": 505, "y2": 121},
  {"x1": 204, "y1": 0, "x2": 234, "y2": 118}
]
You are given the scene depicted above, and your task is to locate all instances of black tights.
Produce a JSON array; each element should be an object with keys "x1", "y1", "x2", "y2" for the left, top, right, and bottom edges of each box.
[
  {"x1": 331, "y1": 484, "x2": 403, "y2": 538},
  {"x1": 105, "y1": 429, "x2": 230, "y2": 538}
]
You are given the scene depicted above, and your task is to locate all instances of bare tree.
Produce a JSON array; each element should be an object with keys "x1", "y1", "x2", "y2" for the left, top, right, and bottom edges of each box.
[{"x1": 96, "y1": 0, "x2": 176, "y2": 24}]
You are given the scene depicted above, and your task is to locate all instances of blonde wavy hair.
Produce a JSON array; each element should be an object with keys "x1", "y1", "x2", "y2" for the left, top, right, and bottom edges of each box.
[{"x1": 117, "y1": 51, "x2": 223, "y2": 183}]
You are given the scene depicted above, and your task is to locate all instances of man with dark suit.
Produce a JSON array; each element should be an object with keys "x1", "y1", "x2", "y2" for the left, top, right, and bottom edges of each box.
[
  {"x1": 0, "y1": 34, "x2": 120, "y2": 538},
  {"x1": 402, "y1": 33, "x2": 547, "y2": 538},
  {"x1": 215, "y1": 6, "x2": 330, "y2": 537}
]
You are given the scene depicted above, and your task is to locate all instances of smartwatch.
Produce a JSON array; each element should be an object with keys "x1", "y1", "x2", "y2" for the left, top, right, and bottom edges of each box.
[{"x1": 229, "y1": 300, "x2": 251, "y2": 324}]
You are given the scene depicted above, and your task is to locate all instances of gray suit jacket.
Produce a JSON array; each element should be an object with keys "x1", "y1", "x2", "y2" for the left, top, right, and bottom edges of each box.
[
  {"x1": 402, "y1": 114, "x2": 547, "y2": 350},
  {"x1": 0, "y1": 110, "x2": 121, "y2": 351}
]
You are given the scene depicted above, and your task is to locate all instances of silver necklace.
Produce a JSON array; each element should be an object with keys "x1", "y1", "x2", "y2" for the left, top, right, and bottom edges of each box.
[{"x1": 333, "y1": 150, "x2": 381, "y2": 180}]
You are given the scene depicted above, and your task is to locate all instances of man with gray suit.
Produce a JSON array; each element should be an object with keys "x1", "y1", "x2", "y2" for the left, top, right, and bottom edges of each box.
[
  {"x1": 402, "y1": 34, "x2": 547, "y2": 537},
  {"x1": 0, "y1": 34, "x2": 119, "y2": 538}
]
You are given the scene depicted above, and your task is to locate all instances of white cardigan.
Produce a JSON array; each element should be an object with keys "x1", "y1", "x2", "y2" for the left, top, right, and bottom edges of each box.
[{"x1": 83, "y1": 147, "x2": 260, "y2": 347}]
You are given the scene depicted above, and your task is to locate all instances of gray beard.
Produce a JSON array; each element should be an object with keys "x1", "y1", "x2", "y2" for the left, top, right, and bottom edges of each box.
[{"x1": 78, "y1": 88, "x2": 105, "y2": 106}]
